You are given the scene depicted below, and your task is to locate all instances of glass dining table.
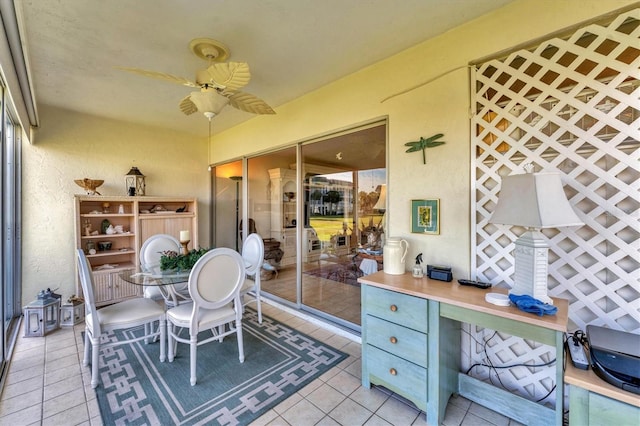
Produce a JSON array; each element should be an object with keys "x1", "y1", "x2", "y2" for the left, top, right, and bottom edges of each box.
[{"x1": 119, "y1": 268, "x2": 192, "y2": 306}]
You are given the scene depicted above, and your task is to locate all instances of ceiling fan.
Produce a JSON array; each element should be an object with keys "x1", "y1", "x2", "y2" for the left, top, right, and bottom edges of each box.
[{"x1": 117, "y1": 38, "x2": 275, "y2": 120}]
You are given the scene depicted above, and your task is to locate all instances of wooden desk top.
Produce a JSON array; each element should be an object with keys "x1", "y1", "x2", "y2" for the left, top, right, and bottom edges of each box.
[
  {"x1": 358, "y1": 271, "x2": 568, "y2": 333},
  {"x1": 565, "y1": 352, "x2": 640, "y2": 407}
]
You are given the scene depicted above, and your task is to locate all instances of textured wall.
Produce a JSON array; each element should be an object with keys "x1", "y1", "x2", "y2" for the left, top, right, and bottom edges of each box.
[
  {"x1": 209, "y1": 0, "x2": 633, "y2": 280},
  {"x1": 21, "y1": 105, "x2": 209, "y2": 304}
]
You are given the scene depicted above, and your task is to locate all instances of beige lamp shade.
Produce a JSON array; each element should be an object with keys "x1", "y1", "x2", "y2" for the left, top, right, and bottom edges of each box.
[
  {"x1": 490, "y1": 172, "x2": 583, "y2": 229},
  {"x1": 373, "y1": 184, "x2": 387, "y2": 212}
]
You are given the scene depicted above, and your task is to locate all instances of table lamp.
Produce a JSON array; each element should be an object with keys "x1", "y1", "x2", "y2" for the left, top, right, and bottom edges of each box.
[
  {"x1": 490, "y1": 169, "x2": 583, "y2": 304},
  {"x1": 373, "y1": 184, "x2": 387, "y2": 213}
]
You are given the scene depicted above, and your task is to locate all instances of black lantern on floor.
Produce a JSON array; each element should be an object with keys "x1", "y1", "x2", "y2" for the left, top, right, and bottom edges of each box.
[{"x1": 125, "y1": 166, "x2": 146, "y2": 196}]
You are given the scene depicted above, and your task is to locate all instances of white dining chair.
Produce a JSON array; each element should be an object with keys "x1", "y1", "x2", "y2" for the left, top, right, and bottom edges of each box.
[
  {"x1": 140, "y1": 234, "x2": 190, "y2": 339},
  {"x1": 240, "y1": 233, "x2": 265, "y2": 323},
  {"x1": 76, "y1": 249, "x2": 166, "y2": 389},
  {"x1": 166, "y1": 247, "x2": 246, "y2": 386},
  {"x1": 139, "y1": 234, "x2": 186, "y2": 304}
]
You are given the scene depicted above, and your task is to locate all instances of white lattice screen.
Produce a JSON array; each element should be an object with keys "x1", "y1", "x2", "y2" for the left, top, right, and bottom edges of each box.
[{"x1": 467, "y1": 9, "x2": 639, "y2": 406}]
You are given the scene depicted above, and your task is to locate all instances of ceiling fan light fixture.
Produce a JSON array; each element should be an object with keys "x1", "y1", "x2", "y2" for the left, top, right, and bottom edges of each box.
[
  {"x1": 190, "y1": 89, "x2": 230, "y2": 117},
  {"x1": 118, "y1": 37, "x2": 274, "y2": 120}
]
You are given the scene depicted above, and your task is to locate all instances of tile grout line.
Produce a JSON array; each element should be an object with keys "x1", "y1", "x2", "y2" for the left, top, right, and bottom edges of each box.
[{"x1": 41, "y1": 327, "x2": 47, "y2": 424}]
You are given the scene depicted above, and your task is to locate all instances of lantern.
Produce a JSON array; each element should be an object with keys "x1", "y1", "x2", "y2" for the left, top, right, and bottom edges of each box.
[
  {"x1": 125, "y1": 166, "x2": 146, "y2": 196},
  {"x1": 23, "y1": 297, "x2": 61, "y2": 337},
  {"x1": 60, "y1": 301, "x2": 85, "y2": 327}
]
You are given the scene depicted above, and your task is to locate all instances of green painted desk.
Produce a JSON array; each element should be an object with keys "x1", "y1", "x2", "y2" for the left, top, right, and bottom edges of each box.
[
  {"x1": 565, "y1": 351, "x2": 640, "y2": 425},
  {"x1": 359, "y1": 271, "x2": 568, "y2": 426}
]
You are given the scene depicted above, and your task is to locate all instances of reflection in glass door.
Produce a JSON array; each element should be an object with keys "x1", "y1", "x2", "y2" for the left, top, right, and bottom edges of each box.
[
  {"x1": 246, "y1": 148, "x2": 298, "y2": 304},
  {"x1": 214, "y1": 123, "x2": 386, "y2": 330},
  {"x1": 213, "y1": 160, "x2": 243, "y2": 251},
  {"x1": 300, "y1": 124, "x2": 386, "y2": 327}
]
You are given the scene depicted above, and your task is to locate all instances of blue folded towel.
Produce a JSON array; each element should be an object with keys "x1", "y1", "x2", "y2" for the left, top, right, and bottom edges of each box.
[{"x1": 508, "y1": 294, "x2": 558, "y2": 316}]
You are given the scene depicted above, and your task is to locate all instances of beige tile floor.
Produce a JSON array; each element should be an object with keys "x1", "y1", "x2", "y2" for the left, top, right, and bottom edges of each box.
[{"x1": 0, "y1": 301, "x2": 522, "y2": 426}]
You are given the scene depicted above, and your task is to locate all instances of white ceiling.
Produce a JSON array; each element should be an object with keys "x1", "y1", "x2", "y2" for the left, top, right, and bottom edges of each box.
[{"x1": 17, "y1": 0, "x2": 515, "y2": 138}]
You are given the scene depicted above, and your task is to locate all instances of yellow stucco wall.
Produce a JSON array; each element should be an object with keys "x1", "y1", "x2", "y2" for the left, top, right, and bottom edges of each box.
[
  {"x1": 20, "y1": 0, "x2": 635, "y2": 305},
  {"x1": 209, "y1": 0, "x2": 636, "y2": 278},
  {"x1": 22, "y1": 106, "x2": 209, "y2": 303}
]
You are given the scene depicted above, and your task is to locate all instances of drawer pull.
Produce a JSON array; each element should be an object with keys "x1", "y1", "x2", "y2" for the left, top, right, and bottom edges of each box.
[
  {"x1": 389, "y1": 368, "x2": 397, "y2": 376},
  {"x1": 390, "y1": 336, "x2": 397, "y2": 344},
  {"x1": 390, "y1": 304, "x2": 398, "y2": 312}
]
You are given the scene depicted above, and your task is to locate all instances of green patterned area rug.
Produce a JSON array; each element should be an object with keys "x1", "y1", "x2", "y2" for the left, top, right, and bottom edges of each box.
[{"x1": 93, "y1": 309, "x2": 347, "y2": 425}]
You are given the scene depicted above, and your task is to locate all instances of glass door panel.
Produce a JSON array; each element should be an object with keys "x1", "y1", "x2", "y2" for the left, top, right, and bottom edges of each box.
[
  {"x1": 213, "y1": 160, "x2": 243, "y2": 250},
  {"x1": 300, "y1": 124, "x2": 386, "y2": 327},
  {"x1": 246, "y1": 148, "x2": 297, "y2": 304}
]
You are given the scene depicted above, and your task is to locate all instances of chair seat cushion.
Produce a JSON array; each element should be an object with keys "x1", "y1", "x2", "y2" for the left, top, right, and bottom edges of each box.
[
  {"x1": 167, "y1": 302, "x2": 236, "y2": 330},
  {"x1": 91, "y1": 298, "x2": 165, "y2": 330}
]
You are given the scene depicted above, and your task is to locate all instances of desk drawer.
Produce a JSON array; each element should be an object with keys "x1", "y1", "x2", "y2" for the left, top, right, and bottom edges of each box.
[
  {"x1": 364, "y1": 285, "x2": 428, "y2": 332},
  {"x1": 366, "y1": 315, "x2": 427, "y2": 367},
  {"x1": 367, "y1": 345, "x2": 427, "y2": 407}
]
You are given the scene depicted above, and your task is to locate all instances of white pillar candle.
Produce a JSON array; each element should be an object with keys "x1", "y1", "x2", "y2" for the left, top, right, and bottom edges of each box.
[{"x1": 180, "y1": 230, "x2": 190, "y2": 241}]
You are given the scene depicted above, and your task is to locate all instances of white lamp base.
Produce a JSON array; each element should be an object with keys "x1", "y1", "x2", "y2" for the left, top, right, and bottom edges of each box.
[{"x1": 508, "y1": 229, "x2": 554, "y2": 305}]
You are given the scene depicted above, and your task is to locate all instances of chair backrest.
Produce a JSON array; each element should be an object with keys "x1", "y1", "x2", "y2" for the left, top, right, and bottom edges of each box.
[
  {"x1": 140, "y1": 234, "x2": 181, "y2": 269},
  {"x1": 242, "y1": 233, "x2": 264, "y2": 278},
  {"x1": 76, "y1": 249, "x2": 101, "y2": 336},
  {"x1": 188, "y1": 248, "x2": 245, "y2": 326},
  {"x1": 239, "y1": 218, "x2": 257, "y2": 240}
]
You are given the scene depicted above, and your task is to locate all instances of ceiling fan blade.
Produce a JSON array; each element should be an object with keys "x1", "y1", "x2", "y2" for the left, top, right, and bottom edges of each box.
[
  {"x1": 116, "y1": 67, "x2": 198, "y2": 87},
  {"x1": 226, "y1": 91, "x2": 276, "y2": 115},
  {"x1": 206, "y1": 62, "x2": 251, "y2": 91},
  {"x1": 179, "y1": 96, "x2": 198, "y2": 115}
]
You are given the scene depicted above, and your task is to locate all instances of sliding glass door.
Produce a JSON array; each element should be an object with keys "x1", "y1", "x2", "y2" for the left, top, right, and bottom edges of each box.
[
  {"x1": 211, "y1": 122, "x2": 386, "y2": 330},
  {"x1": 1, "y1": 87, "x2": 22, "y2": 387}
]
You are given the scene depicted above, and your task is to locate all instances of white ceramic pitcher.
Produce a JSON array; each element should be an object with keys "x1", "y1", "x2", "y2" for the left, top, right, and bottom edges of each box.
[{"x1": 383, "y1": 237, "x2": 409, "y2": 275}]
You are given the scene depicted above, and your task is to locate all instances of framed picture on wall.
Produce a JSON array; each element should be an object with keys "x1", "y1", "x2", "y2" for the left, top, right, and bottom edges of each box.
[{"x1": 411, "y1": 199, "x2": 440, "y2": 234}]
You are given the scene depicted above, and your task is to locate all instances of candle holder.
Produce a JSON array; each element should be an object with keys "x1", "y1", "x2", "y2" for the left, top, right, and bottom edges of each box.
[{"x1": 180, "y1": 240, "x2": 190, "y2": 256}]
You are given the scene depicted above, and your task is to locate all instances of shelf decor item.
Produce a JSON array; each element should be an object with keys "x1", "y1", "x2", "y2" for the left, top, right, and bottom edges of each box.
[
  {"x1": 74, "y1": 178, "x2": 104, "y2": 195},
  {"x1": 125, "y1": 166, "x2": 146, "y2": 196},
  {"x1": 411, "y1": 199, "x2": 440, "y2": 234}
]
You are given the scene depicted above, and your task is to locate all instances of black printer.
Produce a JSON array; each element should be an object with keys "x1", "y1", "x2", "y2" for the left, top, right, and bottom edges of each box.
[{"x1": 587, "y1": 324, "x2": 640, "y2": 395}]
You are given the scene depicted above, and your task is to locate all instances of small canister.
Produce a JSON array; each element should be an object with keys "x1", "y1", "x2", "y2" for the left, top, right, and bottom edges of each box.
[{"x1": 86, "y1": 241, "x2": 96, "y2": 255}]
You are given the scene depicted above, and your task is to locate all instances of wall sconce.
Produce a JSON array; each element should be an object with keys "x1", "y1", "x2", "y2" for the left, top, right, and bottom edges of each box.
[
  {"x1": 125, "y1": 166, "x2": 146, "y2": 196},
  {"x1": 490, "y1": 168, "x2": 583, "y2": 304}
]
